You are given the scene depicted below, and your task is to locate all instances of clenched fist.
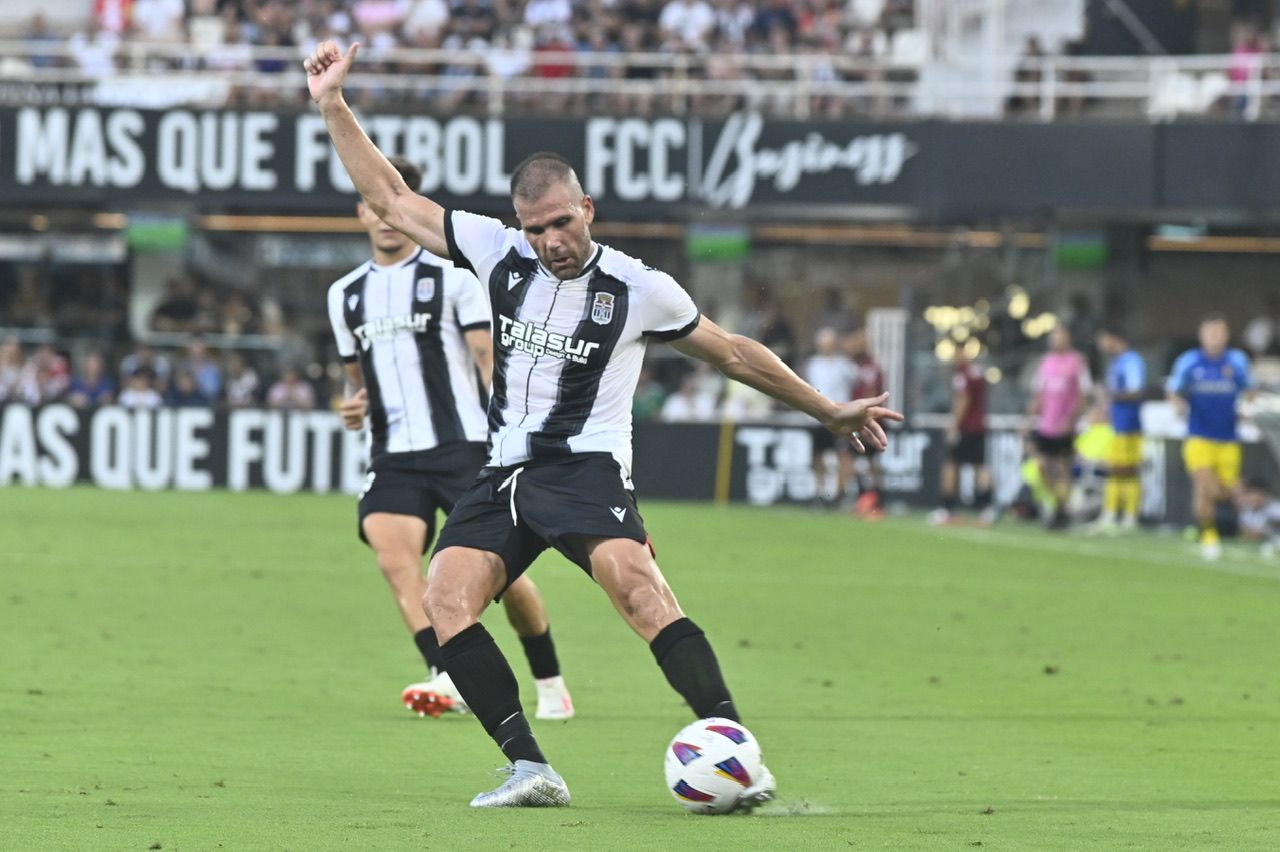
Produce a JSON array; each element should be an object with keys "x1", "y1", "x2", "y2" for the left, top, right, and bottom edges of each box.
[{"x1": 303, "y1": 40, "x2": 359, "y2": 106}]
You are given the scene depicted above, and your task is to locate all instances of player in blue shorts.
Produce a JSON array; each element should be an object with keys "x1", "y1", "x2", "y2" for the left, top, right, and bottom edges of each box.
[{"x1": 1166, "y1": 314, "x2": 1254, "y2": 560}]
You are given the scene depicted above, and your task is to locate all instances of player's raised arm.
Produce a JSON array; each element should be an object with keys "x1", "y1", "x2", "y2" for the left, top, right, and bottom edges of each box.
[
  {"x1": 671, "y1": 316, "x2": 903, "y2": 452},
  {"x1": 304, "y1": 41, "x2": 449, "y2": 259}
]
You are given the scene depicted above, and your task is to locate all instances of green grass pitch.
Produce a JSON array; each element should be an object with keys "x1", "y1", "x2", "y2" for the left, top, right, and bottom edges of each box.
[{"x1": 2, "y1": 487, "x2": 1279, "y2": 851}]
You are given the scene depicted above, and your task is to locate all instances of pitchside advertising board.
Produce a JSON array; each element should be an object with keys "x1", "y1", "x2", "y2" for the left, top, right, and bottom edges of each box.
[
  {"x1": 0, "y1": 403, "x2": 1258, "y2": 525},
  {"x1": 0, "y1": 106, "x2": 1170, "y2": 217}
]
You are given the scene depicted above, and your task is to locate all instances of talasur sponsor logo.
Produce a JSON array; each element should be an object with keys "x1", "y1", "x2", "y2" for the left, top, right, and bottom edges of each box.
[
  {"x1": 353, "y1": 313, "x2": 432, "y2": 349},
  {"x1": 499, "y1": 315, "x2": 599, "y2": 364}
]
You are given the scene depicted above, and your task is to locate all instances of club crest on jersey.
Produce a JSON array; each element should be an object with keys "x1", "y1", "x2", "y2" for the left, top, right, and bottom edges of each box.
[
  {"x1": 415, "y1": 278, "x2": 435, "y2": 302},
  {"x1": 591, "y1": 292, "x2": 615, "y2": 325}
]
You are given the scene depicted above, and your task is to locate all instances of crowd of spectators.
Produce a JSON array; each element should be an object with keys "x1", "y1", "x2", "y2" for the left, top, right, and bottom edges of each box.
[
  {"x1": 17, "y1": 0, "x2": 917, "y2": 115},
  {"x1": 0, "y1": 334, "x2": 322, "y2": 412}
]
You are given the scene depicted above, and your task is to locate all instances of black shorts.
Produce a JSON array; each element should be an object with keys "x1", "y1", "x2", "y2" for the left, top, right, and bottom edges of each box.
[
  {"x1": 812, "y1": 426, "x2": 858, "y2": 455},
  {"x1": 1034, "y1": 431, "x2": 1075, "y2": 459},
  {"x1": 357, "y1": 442, "x2": 489, "y2": 552},
  {"x1": 949, "y1": 432, "x2": 987, "y2": 466},
  {"x1": 434, "y1": 452, "x2": 650, "y2": 593}
]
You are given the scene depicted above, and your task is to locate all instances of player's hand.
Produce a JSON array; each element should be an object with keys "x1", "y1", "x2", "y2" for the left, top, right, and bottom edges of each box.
[
  {"x1": 824, "y1": 392, "x2": 904, "y2": 454},
  {"x1": 340, "y1": 388, "x2": 368, "y2": 430},
  {"x1": 946, "y1": 426, "x2": 959, "y2": 446},
  {"x1": 304, "y1": 41, "x2": 359, "y2": 106}
]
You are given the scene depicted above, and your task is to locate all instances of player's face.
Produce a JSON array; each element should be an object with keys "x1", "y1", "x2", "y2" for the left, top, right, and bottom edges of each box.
[
  {"x1": 1049, "y1": 327, "x2": 1070, "y2": 351},
  {"x1": 514, "y1": 183, "x2": 596, "y2": 280},
  {"x1": 1199, "y1": 319, "x2": 1229, "y2": 356},
  {"x1": 357, "y1": 202, "x2": 410, "y2": 254}
]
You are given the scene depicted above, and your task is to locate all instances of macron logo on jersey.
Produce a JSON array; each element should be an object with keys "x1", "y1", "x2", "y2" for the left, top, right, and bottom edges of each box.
[
  {"x1": 499, "y1": 315, "x2": 600, "y2": 364},
  {"x1": 353, "y1": 313, "x2": 432, "y2": 350}
]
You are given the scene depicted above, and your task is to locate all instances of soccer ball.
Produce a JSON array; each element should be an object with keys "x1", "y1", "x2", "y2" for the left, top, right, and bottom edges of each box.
[{"x1": 663, "y1": 717, "x2": 763, "y2": 814}]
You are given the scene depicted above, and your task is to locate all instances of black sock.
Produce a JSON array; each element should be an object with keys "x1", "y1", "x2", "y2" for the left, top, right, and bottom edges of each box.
[
  {"x1": 976, "y1": 488, "x2": 993, "y2": 509},
  {"x1": 441, "y1": 624, "x2": 546, "y2": 765},
  {"x1": 650, "y1": 618, "x2": 739, "y2": 722},
  {"x1": 520, "y1": 629, "x2": 560, "y2": 680},
  {"x1": 413, "y1": 627, "x2": 446, "y2": 676},
  {"x1": 942, "y1": 494, "x2": 956, "y2": 512}
]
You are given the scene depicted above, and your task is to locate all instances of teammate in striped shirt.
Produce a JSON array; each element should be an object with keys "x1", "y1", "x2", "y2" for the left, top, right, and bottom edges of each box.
[
  {"x1": 1166, "y1": 313, "x2": 1254, "y2": 560},
  {"x1": 328, "y1": 156, "x2": 574, "y2": 721},
  {"x1": 307, "y1": 41, "x2": 902, "y2": 810}
]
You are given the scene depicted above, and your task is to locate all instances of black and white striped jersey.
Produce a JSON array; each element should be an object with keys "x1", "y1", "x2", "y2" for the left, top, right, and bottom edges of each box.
[
  {"x1": 327, "y1": 247, "x2": 491, "y2": 459},
  {"x1": 443, "y1": 209, "x2": 701, "y2": 479}
]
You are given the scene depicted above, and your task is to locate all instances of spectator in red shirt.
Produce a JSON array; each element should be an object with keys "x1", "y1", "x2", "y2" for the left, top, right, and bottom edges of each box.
[
  {"x1": 533, "y1": 25, "x2": 576, "y2": 79},
  {"x1": 847, "y1": 329, "x2": 885, "y2": 518},
  {"x1": 929, "y1": 352, "x2": 995, "y2": 525}
]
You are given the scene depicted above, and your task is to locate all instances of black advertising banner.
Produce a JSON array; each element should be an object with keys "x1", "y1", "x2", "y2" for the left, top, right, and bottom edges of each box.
[
  {"x1": 0, "y1": 106, "x2": 924, "y2": 215},
  {"x1": 1, "y1": 403, "x2": 1259, "y2": 526},
  {"x1": 0, "y1": 105, "x2": 1186, "y2": 218},
  {"x1": 0, "y1": 404, "x2": 369, "y2": 493},
  {"x1": 1157, "y1": 123, "x2": 1280, "y2": 211}
]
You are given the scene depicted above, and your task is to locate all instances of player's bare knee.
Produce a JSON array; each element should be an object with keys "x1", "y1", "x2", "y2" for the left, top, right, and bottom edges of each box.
[
  {"x1": 423, "y1": 549, "x2": 502, "y2": 638},
  {"x1": 374, "y1": 549, "x2": 419, "y2": 585}
]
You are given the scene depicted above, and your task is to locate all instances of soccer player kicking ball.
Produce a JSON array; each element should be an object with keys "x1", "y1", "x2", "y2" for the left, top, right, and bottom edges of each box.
[
  {"x1": 1166, "y1": 313, "x2": 1254, "y2": 560},
  {"x1": 306, "y1": 41, "x2": 903, "y2": 809},
  {"x1": 328, "y1": 155, "x2": 574, "y2": 722}
]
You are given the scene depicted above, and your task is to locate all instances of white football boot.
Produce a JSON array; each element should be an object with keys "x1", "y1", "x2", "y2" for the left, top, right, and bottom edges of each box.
[
  {"x1": 534, "y1": 676, "x2": 575, "y2": 721},
  {"x1": 470, "y1": 760, "x2": 571, "y2": 808},
  {"x1": 733, "y1": 763, "x2": 777, "y2": 813}
]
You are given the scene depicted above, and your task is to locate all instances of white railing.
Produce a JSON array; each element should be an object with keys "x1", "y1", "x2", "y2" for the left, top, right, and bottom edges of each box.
[{"x1": 1, "y1": 39, "x2": 1279, "y2": 120}]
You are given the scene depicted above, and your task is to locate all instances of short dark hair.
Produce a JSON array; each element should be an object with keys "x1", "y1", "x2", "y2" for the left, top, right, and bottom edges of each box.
[
  {"x1": 1098, "y1": 325, "x2": 1127, "y2": 340},
  {"x1": 1201, "y1": 311, "x2": 1228, "y2": 326},
  {"x1": 387, "y1": 156, "x2": 423, "y2": 192},
  {"x1": 509, "y1": 152, "x2": 580, "y2": 202}
]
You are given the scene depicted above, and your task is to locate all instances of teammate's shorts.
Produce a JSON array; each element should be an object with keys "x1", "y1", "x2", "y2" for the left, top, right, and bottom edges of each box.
[
  {"x1": 434, "y1": 452, "x2": 650, "y2": 594},
  {"x1": 949, "y1": 432, "x2": 987, "y2": 466},
  {"x1": 1108, "y1": 432, "x2": 1143, "y2": 470},
  {"x1": 811, "y1": 426, "x2": 856, "y2": 455},
  {"x1": 357, "y1": 442, "x2": 489, "y2": 552},
  {"x1": 1182, "y1": 437, "x2": 1242, "y2": 488},
  {"x1": 1034, "y1": 431, "x2": 1075, "y2": 459}
]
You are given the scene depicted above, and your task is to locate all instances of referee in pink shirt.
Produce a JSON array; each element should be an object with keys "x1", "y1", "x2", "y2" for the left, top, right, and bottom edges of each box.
[{"x1": 1027, "y1": 325, "x2": 1092, "y2": 528}]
